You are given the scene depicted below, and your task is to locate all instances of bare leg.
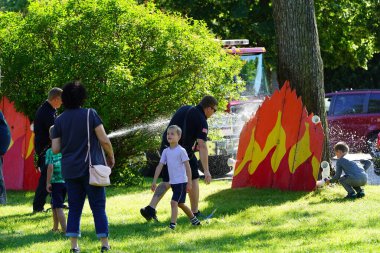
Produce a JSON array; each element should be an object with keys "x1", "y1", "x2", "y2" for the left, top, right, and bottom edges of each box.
[
  {"x1": 70, "y1": 237, "x2": 78, "y2": 249},
  {"x1": 188, "y1": 179, "x2": 199, "y2": 213},
  {"x1": 100, "y1": 237, "x2": 109, "y2": 248},
  {"x1": 148, "y1": 182, "x2": 170, "y2": 209},
  {"x1": 170, "y1": 200, "x2": 179, "y2": 224},
  {"x1": 52, "y1": 207, "x2": 59, "y2": 231},
  {"x1": 178, "y1": 203, "x2": 194, "y2": 219},
  {"x1": 56, "y1": 208, "x2": 66, "y2": 232}
]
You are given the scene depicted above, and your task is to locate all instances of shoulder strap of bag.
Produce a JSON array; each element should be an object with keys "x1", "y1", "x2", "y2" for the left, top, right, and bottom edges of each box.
[{"x1": 86, "y1": 109, "x2": 107, "y2": 166}]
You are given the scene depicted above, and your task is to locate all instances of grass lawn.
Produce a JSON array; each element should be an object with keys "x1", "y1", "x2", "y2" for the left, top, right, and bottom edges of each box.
[{"x1": 1, "y1": 179, "x2": 380, "y2": 253}]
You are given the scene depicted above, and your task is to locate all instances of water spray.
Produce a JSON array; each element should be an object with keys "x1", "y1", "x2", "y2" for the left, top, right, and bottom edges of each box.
[{"x1": 107, "y1": 119, "x2": 169, "y2": 139}]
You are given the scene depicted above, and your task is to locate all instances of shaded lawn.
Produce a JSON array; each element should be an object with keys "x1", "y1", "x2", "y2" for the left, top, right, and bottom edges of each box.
[{"x1": 1, "y1": 179, "x2": 380, "y2": 252}]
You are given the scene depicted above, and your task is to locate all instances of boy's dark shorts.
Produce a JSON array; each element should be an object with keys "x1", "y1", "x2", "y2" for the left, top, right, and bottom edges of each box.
[
  {"x1": 160, "y1": 155, "x2": 199, "y2": 182},
  {"x1": 171, "y1": 183, "x2": 187, "y2": 204},
  {"x1": 51, "y1": 183, "x2": 66, "y2": 209}
]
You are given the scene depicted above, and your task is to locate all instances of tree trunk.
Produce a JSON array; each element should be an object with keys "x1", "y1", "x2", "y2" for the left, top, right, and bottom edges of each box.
[{"x1": 272, "y1": 0, "x2": 330, "y2": 161}]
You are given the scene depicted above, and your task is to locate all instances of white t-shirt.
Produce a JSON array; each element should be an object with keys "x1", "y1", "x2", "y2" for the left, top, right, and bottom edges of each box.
[{"x1": 160, "y1": 145, "x2": 189, "y2": 184}]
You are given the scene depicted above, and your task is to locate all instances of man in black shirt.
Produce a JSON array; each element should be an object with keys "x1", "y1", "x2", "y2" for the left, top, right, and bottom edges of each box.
[
  {"x1": 32, "y1": 87, "x2": 62, "y2": 213},
  {"x1": 140, "y1": 95, "x2": 218, "y2": 221}
]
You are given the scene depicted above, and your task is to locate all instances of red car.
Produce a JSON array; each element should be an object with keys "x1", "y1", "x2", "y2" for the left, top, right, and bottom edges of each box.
[{"x1": 325, "y1": 89, "x2": 380, "y2": 156}]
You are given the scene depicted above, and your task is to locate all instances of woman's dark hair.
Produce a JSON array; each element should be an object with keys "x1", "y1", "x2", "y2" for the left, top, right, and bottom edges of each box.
[{"x1": 62, "y1": 81, "x2": 87, "y2": 109}]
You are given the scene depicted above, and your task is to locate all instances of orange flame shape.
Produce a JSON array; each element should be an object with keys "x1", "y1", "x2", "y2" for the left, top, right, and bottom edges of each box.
[{"x1": 232, "y1": 81, "x2": 324, "y2": 191}]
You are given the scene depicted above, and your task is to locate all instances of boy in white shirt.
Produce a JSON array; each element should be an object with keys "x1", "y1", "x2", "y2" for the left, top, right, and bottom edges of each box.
[{"x1": 152, "y1": 125, "x2": 201, "y2": 229}]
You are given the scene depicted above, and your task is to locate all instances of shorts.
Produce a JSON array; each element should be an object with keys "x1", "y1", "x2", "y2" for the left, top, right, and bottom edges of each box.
[
  {"x1": 51, "y1": 183, "x2": 66, "y2": 209},
  {"x1": 160, "y1": 154, "x2": 200, "y2": 182},
  {"x1": 171, "y1": 183, "x2": 187, "y2": 204}
]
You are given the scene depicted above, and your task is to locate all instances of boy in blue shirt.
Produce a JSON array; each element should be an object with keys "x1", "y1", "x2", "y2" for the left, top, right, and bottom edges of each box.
[
  {"x1": 326, "y1": 142, "x2": 370, "y2": 199},
  {"x1": 46, "y1": 126, "x2": 66, "y2": 232}
]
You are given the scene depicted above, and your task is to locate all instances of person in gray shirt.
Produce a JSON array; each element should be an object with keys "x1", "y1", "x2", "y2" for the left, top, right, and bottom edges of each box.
[{"x1": 326, "y1": 142, "x2": 371, "y2": 199}]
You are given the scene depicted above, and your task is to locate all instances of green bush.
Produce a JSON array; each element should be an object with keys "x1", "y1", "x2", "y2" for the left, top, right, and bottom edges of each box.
[{"x1": 0, "y1": 0, "x2": 243, "y2": 186}]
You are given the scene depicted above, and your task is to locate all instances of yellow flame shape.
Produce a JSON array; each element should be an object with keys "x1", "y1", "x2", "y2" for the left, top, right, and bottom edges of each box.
[{"x1": 288, "y1": 122, "x2": 312, "y2": 173}]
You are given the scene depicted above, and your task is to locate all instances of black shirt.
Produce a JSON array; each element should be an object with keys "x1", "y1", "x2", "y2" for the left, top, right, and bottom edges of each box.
[
  {"x1": 34, "y1": 101, "x2": 56, "y2": 155},
  {"x1": 161, "y1": 104, "x2": 208, "y2": 155}
]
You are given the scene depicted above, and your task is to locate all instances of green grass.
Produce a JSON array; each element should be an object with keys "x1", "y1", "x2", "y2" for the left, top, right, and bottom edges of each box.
[{"x1": 1, "y1": 179, "x2": 380, "y2": 252}]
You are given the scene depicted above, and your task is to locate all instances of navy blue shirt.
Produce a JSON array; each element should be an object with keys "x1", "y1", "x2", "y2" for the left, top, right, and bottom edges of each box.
[
  {"x1": 52, "y1": 108, "x2": 105, "y2": 179},
  {"x1": 0, "y1": 111, "x2": 11, "y2": 156},
  {"x1": 34, "y1": 101, "x2": 57, "y2": 155},
  {"x1": 162, "y1": 104, "x2": 208, "y2": 156}
]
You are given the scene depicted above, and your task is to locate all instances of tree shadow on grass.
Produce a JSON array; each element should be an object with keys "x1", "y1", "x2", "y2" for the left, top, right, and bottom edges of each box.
[
  {"x1": 203, "y1": 187, "x2": 309, "y2": 217},
  {"x1": 3, "y1": 190, "x2": 35, "y2": 207}
]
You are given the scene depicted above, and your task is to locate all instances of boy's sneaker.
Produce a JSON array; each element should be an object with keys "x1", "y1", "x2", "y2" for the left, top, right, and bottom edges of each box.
[
  {"x1": 140, "y1": 206, "x2": 158, "y2": 222},
  {"x1": 356, "y1": 192, "x2": 365, "y2": 198},
  {"x1": 70, "y1": 248, "x2": 80, "y2": 253},
  {"x1": 190, "y1": 216, "x2": 201, "y2": 226},
  {"x1": 169, "y1": 222, "x2": 176, "y2": 230},
  {"x1": 193, "y1": 211, "x2": 202, "y2": 218},
  {"x1": 344, "y1": 193, "x2": 357, "y2": 199}
]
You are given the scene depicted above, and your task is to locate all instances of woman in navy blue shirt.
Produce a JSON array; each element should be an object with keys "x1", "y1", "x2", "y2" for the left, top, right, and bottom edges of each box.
[{"x1": 52, "y1": 81, "x2": 114, "y2": 252}]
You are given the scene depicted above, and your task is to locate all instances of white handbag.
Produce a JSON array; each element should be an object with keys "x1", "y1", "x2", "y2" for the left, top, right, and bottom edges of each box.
[{"x1": 86, "y1": 109, "x2": 111, "y2": 187}]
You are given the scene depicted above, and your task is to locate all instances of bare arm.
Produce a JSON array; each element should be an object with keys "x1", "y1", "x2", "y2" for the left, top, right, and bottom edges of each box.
[
  {"x1": 95, "y1": 124, "x2": 115, "y2": 168},
  {"x1": 52, "y1": 138, "x2": 61, "y2": 154},
  {"x1": 198, "y1": 138, "x2": 211, "y2": 184},
  {"x1": 46, "y1": 164, "x2": 53, "y2": 193},
  {"x1": 152, "y1": 163, "x2": 164, "y2": 191},
  {"x1": 184, "y1": 160, "x2": 192, "y2": 191}
]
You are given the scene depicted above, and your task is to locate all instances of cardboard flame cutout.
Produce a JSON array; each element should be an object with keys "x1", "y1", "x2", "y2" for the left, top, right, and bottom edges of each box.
[
  {"x1": 1, "y1": 97, "x2": 38, "y2": 190},
  {"x1": 232, "y1": 81, "x2": 324, "y2": 191}
]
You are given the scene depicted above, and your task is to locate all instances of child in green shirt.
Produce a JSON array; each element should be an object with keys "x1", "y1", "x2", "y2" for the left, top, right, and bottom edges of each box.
[{"x1": 46, "y1": 127, "x2": 66, "y2": 232}]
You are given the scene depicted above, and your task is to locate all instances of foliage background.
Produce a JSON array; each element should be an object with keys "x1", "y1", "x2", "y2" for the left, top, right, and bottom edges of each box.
[
  {"x1": 149, "y1": 0, "x2": 380, "y2": 91},
  {"x1": 0, "y1": 0, "x2": 243, "y2": 184}
]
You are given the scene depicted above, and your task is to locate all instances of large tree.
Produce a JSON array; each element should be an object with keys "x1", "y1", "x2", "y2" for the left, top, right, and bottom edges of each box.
[{"x1": 272, "y1": 0, "x2": 329, "y2": 159}]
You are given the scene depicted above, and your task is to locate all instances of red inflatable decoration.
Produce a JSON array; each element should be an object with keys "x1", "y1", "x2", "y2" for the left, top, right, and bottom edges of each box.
[
  {"x1": 232, "y1": 81, "x2": 324, "y2": 191},
  {"x1": 1, "y1": 97, "x2": 38, "y2": 190}
]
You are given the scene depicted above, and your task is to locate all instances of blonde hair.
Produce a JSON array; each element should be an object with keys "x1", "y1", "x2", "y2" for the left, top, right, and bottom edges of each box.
[{"x1": 167, "y1": 125, "x2": 182, "y2": 137}]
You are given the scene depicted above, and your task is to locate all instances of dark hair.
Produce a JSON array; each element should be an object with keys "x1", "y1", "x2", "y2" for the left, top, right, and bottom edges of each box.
[
  {"x1": 62, "y1": 81, "x2": 87, "y2": 109},
  {"x1": 334, "y1": 141, "x2": 349, "y2": 153},
  {"x1": 48, "y1": 87, "x2": 63, "y2": 101},
  {"x1": 199, "y1": 95, "x2": 218, "y2": 109}
]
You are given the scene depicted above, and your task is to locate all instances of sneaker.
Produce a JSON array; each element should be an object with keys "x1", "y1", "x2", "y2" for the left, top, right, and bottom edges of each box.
[
  {"x1": 356, "y1": 192, "x2": 365, "y2": 198},
  {"x1": 190, "y1": 216, "x2": 201, "y2": 226},
  {"x1": 70, "y1": 248, "x2": 80, "y2": 253},
  {"x1": 344, "y1": 193, "x2": 357, "y2": 199},
  {"x1": 140, "y1": 206, "x2": 158, "y2": 222},
  {"x1": 101, "y1": 246, "x2": 111, "y2": 252},
  {"x1": 193, "y1": 211, "x2": 202, "y2": 218},
  {"x1": 140, "y1": 207, "x2": 152, "y2": 221},
  {"x1": 169, "y1": 222, "x2": 176, "y2": 230},
  {"x1": 152, "y1": 213, "x2": 158, "y2": 222}
]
